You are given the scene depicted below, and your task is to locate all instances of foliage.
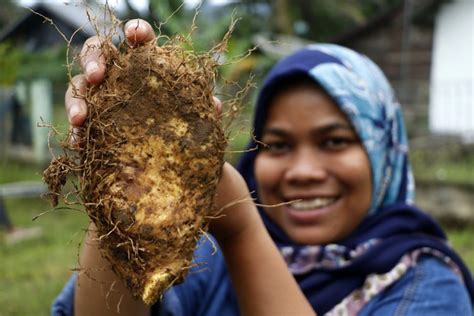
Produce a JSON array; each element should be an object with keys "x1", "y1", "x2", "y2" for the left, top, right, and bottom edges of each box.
[
  {"x1": 0, "y1": 42, "x2": 69, "y2": 84},
  {"x1": 0, "y1": 43, "x2": 22, "y2": 85},
  {"x1": 231, "y1": 0, "x2": 452, "y2": 40},
  {"x1": 226, "y1": 0, "x2": 403, "y2": 41},
  {"x1": 18, "y1": 45, "x2": 70, "y2": 82},
  {"x1": 117, "y1": 0, "x2": 405, "y2": 45}
]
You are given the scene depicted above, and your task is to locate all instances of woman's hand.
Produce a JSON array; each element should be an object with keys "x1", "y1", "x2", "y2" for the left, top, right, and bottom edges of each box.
[
  {"x1": 209, "y1": 166, "x2": 316, "y2": 316},
  {"x1": 209, "y1": 162, "x2": 259, "y2": 243},
  {"x1": 65, "y1": 19, "x2": 156, "y2": 127}
]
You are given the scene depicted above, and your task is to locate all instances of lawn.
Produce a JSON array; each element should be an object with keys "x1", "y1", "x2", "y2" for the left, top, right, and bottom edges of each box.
[
  {"x1": 411, "y1": 144, "x2": 474, "y2": 186},
  {"x1": 0, "y1": 198, "x2": 88, "y2": 316},
  {"x1": 0, "y1": 160, "x2": 473, "y2": 315},
  {"x1": 0, "y1": 161, "x2": 88, "y2": 315}
]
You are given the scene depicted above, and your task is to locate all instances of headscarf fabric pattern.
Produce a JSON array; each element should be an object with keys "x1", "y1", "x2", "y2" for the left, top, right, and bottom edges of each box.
[
  {"x1": 237, "y1": 44, "x2": 473, "y2": 314},
  {"x1": 307, "y1": 44, "x2": 414, "y2": 212}
]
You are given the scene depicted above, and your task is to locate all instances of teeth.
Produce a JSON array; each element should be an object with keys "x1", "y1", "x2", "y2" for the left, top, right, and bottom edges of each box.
[{"x1": 290, "y1": 197, "x2": 336, "y2": 210}]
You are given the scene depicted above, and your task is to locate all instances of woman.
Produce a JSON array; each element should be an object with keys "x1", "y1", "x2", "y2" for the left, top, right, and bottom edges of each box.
[
  {"x1": 237, "y1": 44, "x2": 474, "y2": 314},
  {"x1": 53, "y1": 19, "x2": 473, "y2": 315}
]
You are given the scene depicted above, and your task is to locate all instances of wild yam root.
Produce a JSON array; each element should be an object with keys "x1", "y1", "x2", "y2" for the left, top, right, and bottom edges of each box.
[{"x1": 43, "y1": 38, "x2": 226, "y2": 305}]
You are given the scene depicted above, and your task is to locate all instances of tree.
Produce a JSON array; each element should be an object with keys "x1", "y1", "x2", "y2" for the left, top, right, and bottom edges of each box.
[{"x1": 234, "y1": 0, "x2": 404, "y2": 40}]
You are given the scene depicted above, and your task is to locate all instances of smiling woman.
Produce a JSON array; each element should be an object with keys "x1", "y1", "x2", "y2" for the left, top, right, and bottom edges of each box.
[
  {"x1": 255, "y1": 80, "x2": 372, "y2": 245},
  {"x1": 237, "y1": 44, "x2": 474, "y2": 314}
]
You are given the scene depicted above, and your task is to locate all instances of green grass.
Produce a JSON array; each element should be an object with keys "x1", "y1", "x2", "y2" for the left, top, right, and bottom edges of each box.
[
  {"x1": 447, "y1": 227, "x2": 474, "y2": 270},
  {"x1": 412, "y1": 159, "x2": 474, "y2": 185},
  {"x1": 411, "y1": 145, "x2": 474, "y2": 185},
  {"x1": 0, "y1": 160, "x2": 44, "y2": 184},
  {"x1": 0, "y1": 157, "x2": 473, "y2": 315},
  {"x1": 0, "y1": 198, "x2": 88, "y2": 316},
  {"x1": 0, "y1": 157, "x2": 86, "y2": 316}
]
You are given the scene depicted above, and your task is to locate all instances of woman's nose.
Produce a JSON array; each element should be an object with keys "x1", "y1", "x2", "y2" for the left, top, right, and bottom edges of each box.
[{"x1": 284, "y1": 148, "x2": 328, "y2": 184}]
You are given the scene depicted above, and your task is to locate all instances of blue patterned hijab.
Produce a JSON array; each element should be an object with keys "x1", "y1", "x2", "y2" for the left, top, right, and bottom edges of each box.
[{"x1": 237, "y1": 44, "x2": 473, "y2": 314}]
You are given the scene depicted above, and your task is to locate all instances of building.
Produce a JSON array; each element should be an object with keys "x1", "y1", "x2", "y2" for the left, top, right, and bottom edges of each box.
[{"x1": 0, "y1": 2, "x2": 107, "y2": 163}]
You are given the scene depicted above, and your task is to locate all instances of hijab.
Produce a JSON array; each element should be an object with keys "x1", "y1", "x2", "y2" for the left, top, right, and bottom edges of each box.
[{"x1": 237, "y1": 44, "x2": 473, "y2": 314}]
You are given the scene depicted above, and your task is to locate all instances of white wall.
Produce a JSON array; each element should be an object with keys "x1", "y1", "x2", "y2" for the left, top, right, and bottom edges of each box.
[{"x1": 429, "y1": 0, "x2": 474, "y2": 142}]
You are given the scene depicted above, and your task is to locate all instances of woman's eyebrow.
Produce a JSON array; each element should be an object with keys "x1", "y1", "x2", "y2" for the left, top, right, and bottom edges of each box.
[
  {"x1": 262, "y1": 122, "x2": 353, "y2": 137},
  {"x1": 261, "y1": 127, "x2": 289, "y2": 137},
  {"x1": 318, "y1": 122, "x2": 354, "y2": 134}
]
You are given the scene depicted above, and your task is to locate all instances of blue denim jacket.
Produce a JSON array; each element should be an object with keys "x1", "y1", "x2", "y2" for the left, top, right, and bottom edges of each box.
[
  {"x1": 359, "y1": 255, "x2": 473, "y2": 315},
  {"x1": 51, "y1": 238, "x2": 472, "y2": 316}
]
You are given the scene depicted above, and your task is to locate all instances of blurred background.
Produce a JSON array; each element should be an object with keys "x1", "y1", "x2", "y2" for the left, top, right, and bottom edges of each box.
[{"x1": 0, "y1": 0, "x2": 472, "y2": 314}]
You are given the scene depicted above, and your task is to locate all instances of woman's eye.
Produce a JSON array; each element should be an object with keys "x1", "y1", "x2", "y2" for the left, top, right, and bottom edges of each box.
[
  {"x1": 264, "y1": 141, "x2": 290, "y2": 153},
  {"x1": 323, "y1": 137, "x2": 353, "y2": 149}
]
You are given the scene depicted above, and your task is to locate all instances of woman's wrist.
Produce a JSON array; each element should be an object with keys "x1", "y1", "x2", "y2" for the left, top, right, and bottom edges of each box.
[
  {"x1": 213, "y1": 196, "x2": 316, "y2": 316},
  {"x1": 210, "y1": 162, "x2": 260, "y2": 243}
]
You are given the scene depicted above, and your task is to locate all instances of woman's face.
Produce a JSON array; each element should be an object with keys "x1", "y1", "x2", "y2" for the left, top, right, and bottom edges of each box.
[{"x1": 254, "y1": 83, "x2": 372, "y2": 245}]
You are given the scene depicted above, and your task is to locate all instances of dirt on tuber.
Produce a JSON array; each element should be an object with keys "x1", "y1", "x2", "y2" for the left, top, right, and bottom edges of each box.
[{"x1": 43, "y1": 32, "x2": 228, "y2": 305}]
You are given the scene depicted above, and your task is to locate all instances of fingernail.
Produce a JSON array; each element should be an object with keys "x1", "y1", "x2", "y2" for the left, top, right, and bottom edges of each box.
[
  {"x1": 68, "y1": 105, "x2": 80, "y2": 123},
  {"x1": 125, "y1": 20, "x2": 145, "y2": 36},
  {"x1": 86, "y1": 61, "x2": 99, "y2": 77}
]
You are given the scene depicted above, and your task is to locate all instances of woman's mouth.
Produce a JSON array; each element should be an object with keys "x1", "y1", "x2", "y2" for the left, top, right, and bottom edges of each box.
[
  {"x1": 284, "y1": 196, "x2": 339, "y2": 223},
  {"x1": 289, "y1": 197, "x2": 338, "y2": 210}
]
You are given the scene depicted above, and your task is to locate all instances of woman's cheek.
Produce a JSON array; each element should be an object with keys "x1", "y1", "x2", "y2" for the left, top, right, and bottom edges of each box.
[{"x1": 254, "y1": 155, "x2": 282, "y2": 195}]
